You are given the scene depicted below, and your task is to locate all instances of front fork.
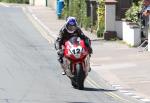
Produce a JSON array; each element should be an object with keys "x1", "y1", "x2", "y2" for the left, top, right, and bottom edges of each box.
[{"x1": 62, "y1": 55, "x2": 90, "y2": 77}]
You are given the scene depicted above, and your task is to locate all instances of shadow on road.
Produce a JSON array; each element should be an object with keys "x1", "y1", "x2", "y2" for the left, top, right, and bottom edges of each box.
[
  {"x1": 68, "y1": 102, "x2": 91, "y2": 103},
  {"x1": 83, "y1": 87, "x2": 117, "y2": 92}
]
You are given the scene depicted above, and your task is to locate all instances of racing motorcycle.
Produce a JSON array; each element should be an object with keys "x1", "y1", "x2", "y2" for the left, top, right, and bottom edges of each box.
[{"x1": 57, "y1": 36, "x2": 90, "y2": 90}]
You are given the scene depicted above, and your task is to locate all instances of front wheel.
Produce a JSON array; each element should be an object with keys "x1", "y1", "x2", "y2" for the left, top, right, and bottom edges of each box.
[
  {"x1": 71, "y1": 80, "x2": 77, "y2": 88},
  {"x1": 76, "y1": 64, "x2": 85, "y2": 90}
]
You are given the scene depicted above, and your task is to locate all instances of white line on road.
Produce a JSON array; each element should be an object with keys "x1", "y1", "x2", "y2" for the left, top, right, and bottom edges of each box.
[
  {"x1": 31, "y1": 14, "x2": 57, "y2": 39},
  {"x1": 0, "y1": 3, "x2": 9, "y2": 7}
]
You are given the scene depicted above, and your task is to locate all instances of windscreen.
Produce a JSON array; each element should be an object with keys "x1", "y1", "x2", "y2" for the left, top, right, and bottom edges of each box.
[{"x1": 68, "y1": 36, "x2": 81, "y2": 45}]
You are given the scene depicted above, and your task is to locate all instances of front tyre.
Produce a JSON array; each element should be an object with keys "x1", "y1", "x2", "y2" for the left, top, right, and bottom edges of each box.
[
  {"x1": 71, "y1": 80, "x2": 77, "y2": 88},
  {"x1": 76, "y1": 64, "x2": 85, "y2": 90}
]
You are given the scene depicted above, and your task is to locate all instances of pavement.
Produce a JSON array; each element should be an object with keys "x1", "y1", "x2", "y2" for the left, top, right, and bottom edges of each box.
[{"x1": 24, "y1": 5, "x2": 150, "y2": 103}]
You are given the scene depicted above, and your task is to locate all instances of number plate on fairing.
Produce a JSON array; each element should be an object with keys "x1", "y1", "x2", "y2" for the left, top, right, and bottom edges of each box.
[{"x1": 70, "y1": 46, "x2": 82, "y2": 58}]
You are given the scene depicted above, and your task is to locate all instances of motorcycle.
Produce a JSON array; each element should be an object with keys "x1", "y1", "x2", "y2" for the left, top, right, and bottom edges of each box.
[{"x1": 59, "y1": 36, "x2": 90, "y2": 90}]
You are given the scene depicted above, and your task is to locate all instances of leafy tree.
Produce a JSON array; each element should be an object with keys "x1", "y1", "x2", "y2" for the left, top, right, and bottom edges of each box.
[
  {"x1": 97, "y1": 0, "x2": 105, "y2": 37},
  {"x1": 62, "y1": 0, "x2": 90, "y2": 29},
  {"x1": 125, "y1": 0, "x2": 142, "y2": 23},
  {"x1": 133, "y1": 0, "x2": 141, "y2": 5},
  {"x1": 0, "y1": 0, "x2": 29, "y2": 3}
]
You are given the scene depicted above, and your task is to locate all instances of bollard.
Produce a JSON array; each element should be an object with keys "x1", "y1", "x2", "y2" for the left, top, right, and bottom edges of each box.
[{"x1": 56, "y1": 0, "x2": 64, "y2": 18}]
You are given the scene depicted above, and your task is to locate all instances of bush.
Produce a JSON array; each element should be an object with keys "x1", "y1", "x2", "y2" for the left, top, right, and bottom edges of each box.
[
  {"x1": 82, "y1": 17, "x2": 91, "y2": 30},
  {"x1": 0, "y1": 0, "x2": 29, "y2": 3},
  {"x1": 62, "y1": 0, "x2": 92, "y2": 29},
  {"x1": 97, "y1": 0, "x2": 105, "y2": 37},
  {"x1": 97, "y1": 23, "x2": 104, "y2": 37},
  {"x1": 125, "y1": 1, "x2": 142, "y2": 23},
  {"x1": 62, "y1": 0, "x2": 105, "y2": 37}
]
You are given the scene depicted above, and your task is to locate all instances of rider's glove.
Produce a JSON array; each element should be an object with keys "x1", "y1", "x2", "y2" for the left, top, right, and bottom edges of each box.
[
  {"x1": 89, "y1": 47, "x2": 93, "y2": 54},
  {"x1": 85, "y1": 38, "x2": 91, "y2": 47}
]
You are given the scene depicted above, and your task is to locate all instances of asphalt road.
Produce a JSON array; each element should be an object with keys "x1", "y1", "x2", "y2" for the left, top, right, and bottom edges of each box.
[{"x1": 0, "y1": 5, "x2": 144, "y2": 103}]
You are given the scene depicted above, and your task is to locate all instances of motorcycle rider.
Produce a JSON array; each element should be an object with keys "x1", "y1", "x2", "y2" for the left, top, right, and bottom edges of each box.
[{"x1": 55, "y1": 16, "x2": 92, "y2": 75}]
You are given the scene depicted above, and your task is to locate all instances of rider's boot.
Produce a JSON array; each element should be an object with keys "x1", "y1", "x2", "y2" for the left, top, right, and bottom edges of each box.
[{"x1": 62, "y1": 71, "x2": 66, "y2": 75}]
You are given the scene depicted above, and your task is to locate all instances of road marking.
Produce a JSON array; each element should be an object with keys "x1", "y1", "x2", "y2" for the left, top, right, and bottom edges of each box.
[
  {"x1": 112, "y1": 84, "x2": 123, "y2": 89},
  {"x1": 124, "y1": 92, "x2": 135, "y2": 96},
  {"x1": 0, "y1": 3, "x2": 9, "y2": 7},
  {"x1": 120, "y1": 90, "x2": 130, "y2": 93},
  {"x1": 132, "y1": 95, "x2": 142, "y2": 99},
  {"x1": 91, "y1": 63, "x2": 136, "y2": 70},
  {"x1": 87, "y1": 77, "x2": 150, "y2": 103},
  {"x1": 140, "y1": 99, "x2": 150, "y2": 102},
  {"x1": 91, "y1": 57, "x2": 112, "y2": 61},
  {"x1": 22, "y1": 7, "x2": 55, "y2": 44},
  {"x1": 86, "y1": 79, "x2": 97, "y2": 88},
  {"x1": 87, "y1": 77, "x2": 132, "y2": 103},
  {"x1": 31, "y1": 13, "x2": 57, "y2": 39}
]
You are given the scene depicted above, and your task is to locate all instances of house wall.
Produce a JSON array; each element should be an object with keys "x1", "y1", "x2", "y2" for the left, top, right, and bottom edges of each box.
[
  {"x1": 34, "y1": 0, "x2": 46, "y2": 6},
  {"x1": 29, "y1": 0, "x2": 56, "y2": 9},
  {"x1": 122, "y1": 21, "x2": 141, "y2": 46},
  {"x1": 29, "y1": 0, "x2": 34, "y2": 5}
]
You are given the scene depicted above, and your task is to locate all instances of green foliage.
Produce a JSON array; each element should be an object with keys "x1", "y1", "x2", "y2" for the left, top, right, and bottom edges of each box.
[
  {"x1": 0, "y1": 0, "x2": 29, "y2": 3},
  {"x1": 82, "y1": 17, "x2": 91, "y2": 30},
  {"x1": 62, "y1": 0, "x2": 90, "y2": 29},
  {"x1": 125, "y1": 1, "x2": 142, "y2": 23},
  {"x1": 97, "y1": 0, "x2": 105, "y2": 37},
  {"x1": 97, "y1": 22, "x2": 104, "y2": 37},
  {"x1": 62, "y1": 0, "x2": 105, "y2": 37},
  {"x1": 133, "y1": 0, "x2": 141, "y2": 5}
]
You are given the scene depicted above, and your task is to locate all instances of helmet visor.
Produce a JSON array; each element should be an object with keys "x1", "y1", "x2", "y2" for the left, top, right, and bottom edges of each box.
[{"x1": 67, "y1": 25, "x2": 77, "y2": 31}]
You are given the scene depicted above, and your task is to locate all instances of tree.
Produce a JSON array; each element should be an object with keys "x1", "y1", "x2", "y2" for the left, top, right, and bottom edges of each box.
[
  {"x1": 97, "y1": 0, "x2": 105, "y2": 37},
  {"x1": 0, "y1": 0, "x2": 29, "y2": 3},
  {"x1": 62, "y1": 0, "x2": 90, "y2": 29},
  {"x1": 133, "y1": 0, "x2": 141, "y2": 5}
]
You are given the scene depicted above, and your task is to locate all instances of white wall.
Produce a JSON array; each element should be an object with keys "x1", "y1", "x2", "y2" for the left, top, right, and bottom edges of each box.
[
  {"x1": 29, "y1": 0, "x2": 34, "y2": 5},
  {"x1": 34, "y1": 0, "x2": 46, "y2": 6},
  {"x1": 123, "y1": 21, "x2": 141, "y2": 46}
]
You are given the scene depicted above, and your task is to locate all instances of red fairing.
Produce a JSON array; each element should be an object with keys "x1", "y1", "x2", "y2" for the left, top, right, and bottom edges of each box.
[
  {"x1": 63, "y1": 38, "x2": 89, "y2": 62},
  {"x1": 61, "y1": 36, "x2": 90, "y2": 89}
]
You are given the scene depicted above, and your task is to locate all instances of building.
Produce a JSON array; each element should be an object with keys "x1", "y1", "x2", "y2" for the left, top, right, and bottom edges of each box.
[{"x1": 29, "y1": 0, "x2": 56, "y2": 10}]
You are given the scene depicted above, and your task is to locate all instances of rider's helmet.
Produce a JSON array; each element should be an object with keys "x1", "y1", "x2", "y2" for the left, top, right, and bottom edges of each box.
[{"x1": 65, "y1": 16, "x2": 78, "y2": 33}]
